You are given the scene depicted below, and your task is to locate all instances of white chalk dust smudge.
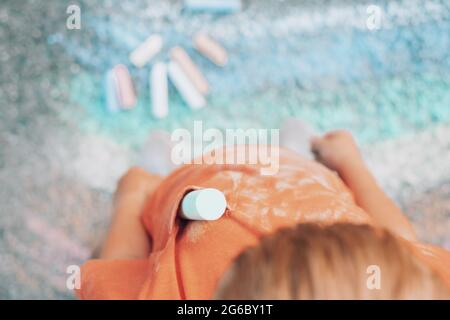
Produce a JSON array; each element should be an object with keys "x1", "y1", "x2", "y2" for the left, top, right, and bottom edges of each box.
[{"x1": 186, "y1": 221, "x2": 208, "y2": 243}]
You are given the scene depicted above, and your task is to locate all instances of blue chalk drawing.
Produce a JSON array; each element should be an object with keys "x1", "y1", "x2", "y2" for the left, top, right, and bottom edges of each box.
[{"x1": 50, "y1": 0, "x2": 450, "y2": 148}]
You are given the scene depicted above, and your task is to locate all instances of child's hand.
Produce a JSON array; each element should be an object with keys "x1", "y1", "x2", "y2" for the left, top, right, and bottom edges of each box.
[
  {"x1": 101, "y1": 167, "x2": 162, "y2": 259},
  {"x1": 312, "y1": 131, "x2": 416, "y2": 241},
  {"x1": 115, "y1": 167, "x2": 159, "y2": 202},
  {"x1": 311, "y1": 130, "x2": 364, "y2": 173}
]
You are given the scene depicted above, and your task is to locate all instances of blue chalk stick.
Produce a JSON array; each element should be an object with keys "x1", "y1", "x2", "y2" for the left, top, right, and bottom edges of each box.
[
  {"x1": 105, "y1": 70, "x2": 120, "y2": 113},
  {"x1": 184, "y1": 0, "x2": 242, "y2": 13}
]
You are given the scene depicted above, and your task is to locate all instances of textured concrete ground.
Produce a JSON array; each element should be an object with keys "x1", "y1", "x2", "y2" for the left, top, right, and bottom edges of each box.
[{"x1": 0, "y1": 0, "x2": 449, "y2": 299}]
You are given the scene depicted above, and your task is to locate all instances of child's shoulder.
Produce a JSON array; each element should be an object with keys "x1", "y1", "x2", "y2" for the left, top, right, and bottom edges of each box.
[{"x1": 413, "y1": 242, "x2": 450, "y2": 289}]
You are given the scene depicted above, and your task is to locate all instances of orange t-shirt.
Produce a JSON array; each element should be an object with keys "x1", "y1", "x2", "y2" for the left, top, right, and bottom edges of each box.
[{"x1": 76, "y1": 146, "x2": 450, "y2": 299}]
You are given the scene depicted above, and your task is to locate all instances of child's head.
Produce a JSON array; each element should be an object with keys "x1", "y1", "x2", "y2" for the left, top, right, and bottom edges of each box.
[{"x1": 215, "y1": 223, "x2": 450, "y2": 299}]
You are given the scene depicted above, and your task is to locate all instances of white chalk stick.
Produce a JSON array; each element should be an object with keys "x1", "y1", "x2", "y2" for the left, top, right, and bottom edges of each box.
[
  {"x1": 170, "y1": 46, "x2": 209, "y2": 95},
  {"x1": 180, "y1": 188, "x2": 227, "y2": 221},
  {"x1": 129, "y1": 34, "x2": 163, "y2": 68},
  {"x1": 184, "y1": 0, "x2": 242, "y2": 13},
  {"x1": 150, "y1": 62, "x2": 169, "y2": 119},
  {"x1": 168, "y1": 61, "x2": 206, "y2": 110},
  {"x1": 193, "y1": 33, "x2": 228, "y2": 67}
]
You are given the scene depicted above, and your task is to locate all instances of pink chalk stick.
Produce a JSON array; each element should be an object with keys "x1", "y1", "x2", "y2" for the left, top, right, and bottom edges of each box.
[{"x1": 113, "y1": 64, "x2": 136, "y2": 109}]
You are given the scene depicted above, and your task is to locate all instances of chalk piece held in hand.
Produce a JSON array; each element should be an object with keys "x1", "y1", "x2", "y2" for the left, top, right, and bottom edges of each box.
[
  {"x1": 181, "y1": 188, "x2": 227, "y2": 221},
  {"x1": 193, "y1": 33, "x2": 228, "y2": 67}
]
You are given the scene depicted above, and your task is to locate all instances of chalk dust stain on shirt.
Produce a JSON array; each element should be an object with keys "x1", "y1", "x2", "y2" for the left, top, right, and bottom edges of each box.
[{"x1": 186, "y1": 222, "x2": 208, "y2": 243}]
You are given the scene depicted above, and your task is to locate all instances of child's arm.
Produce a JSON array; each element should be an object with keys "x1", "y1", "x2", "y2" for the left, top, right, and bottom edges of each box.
[
  {"x1": 100, "y1": 167, "x2": 162, "y2": 259},
  {"x1": 311, "y1": 130, "x2": 416, "y2": 241}
]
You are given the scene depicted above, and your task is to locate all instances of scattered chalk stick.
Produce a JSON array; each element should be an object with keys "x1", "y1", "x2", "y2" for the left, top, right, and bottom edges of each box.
[
  {"x1": 129, "y1": 34, "x2": 163, "y2": 68},
  {"x1": 180, "y1": 188, "x2": 227, "y2": 221},
  {"x1": 105, "y1": 69, "x2": 120, "y2": 113},
  {"x1": 113, "y1": 64, "x2": 136, "y2": 109},
  {"x1": 150, "y1": 62, "x2": 169, "y2": 119},
  {"x1": 183, "y1": 0, "x2": 242, "y2": 13},
  {"x1": 170, "y1": 46, "x2": 209, "y2": 95},
  {"x1": 193, "y1": 33, "x2": 228, "y2": 67},
  {"x1": 168, "y1": 61, "x2": 206, "y2": 110}
]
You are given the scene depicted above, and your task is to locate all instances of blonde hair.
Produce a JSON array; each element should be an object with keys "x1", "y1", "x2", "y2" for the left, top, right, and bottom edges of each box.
[{"x1": 215, "y1": 224, "x2": 450, "y2": 299}]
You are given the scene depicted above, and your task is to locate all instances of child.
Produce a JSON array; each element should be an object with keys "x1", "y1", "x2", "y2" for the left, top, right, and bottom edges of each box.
[
  {"x1": 76, "y1": 128, "x2": 450, "y2": 299},
  {"x1": 215, "y1": 223, "x2": 450, "y2": 299}
]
